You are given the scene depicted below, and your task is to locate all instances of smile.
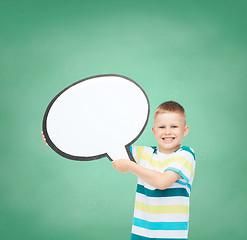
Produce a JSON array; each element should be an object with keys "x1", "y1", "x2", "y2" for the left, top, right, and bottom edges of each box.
[{"x1": 162, "y1": 137, "x2": 175, "y2": 142}]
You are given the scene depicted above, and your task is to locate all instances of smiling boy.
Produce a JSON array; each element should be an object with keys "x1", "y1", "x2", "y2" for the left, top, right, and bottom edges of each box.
[{"x1": 112, "y1": 101, "x2": 196, "y2": 240}]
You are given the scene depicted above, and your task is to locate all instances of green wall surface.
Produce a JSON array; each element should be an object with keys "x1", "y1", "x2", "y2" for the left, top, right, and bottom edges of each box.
[{"x1": 1, "y1": 0, "x2": 247, "y2": 239}]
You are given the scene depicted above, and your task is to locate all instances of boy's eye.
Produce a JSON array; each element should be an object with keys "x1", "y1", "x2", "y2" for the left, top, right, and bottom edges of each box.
[
  {"x1": 159, "y1": 126, "x2": 165, "y2": 129},
  {"x1": 172, "y1": 126, "x2": 178, "y2": 128}
]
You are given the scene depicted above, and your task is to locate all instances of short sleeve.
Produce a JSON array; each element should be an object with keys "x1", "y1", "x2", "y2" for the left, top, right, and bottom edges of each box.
[
  {"x1": 166, "y1": 147, "x2": 196, "y2": 184},
  {"x1": 129, "y1": 146, "x2": 145, "y2": 164}
]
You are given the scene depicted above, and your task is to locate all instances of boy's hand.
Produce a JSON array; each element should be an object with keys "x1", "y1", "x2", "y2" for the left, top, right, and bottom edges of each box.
[
  {"x1": 112, "y1": 159, "x2": 134, "y2": 173},
  {"x1": 41, "y1": 131, "x2": 49, "y2": 146}
]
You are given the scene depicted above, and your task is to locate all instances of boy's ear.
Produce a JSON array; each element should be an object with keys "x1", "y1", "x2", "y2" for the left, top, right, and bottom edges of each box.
[
  {"x1": 183, "y1": 126, "x2": 189, "y2": 137},
  {"x1": 152, "y1": 126, "x2": 156, "y2": 136}
]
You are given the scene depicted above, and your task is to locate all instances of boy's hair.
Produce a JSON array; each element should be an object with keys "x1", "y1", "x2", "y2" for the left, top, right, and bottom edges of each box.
[{"x1": 154, "y1": 101, "x2": 186, "y2": 124}]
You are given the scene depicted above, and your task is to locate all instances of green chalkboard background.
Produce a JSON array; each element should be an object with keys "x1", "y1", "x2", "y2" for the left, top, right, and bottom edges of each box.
[{"x1": 1, "y1": 0, "x2": 247, "y2": 239}]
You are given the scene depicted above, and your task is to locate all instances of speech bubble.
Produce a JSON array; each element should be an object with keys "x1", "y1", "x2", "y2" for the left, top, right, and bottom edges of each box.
[{"x1": 42, "y1": 74, "x2": 150, "y2": 162}]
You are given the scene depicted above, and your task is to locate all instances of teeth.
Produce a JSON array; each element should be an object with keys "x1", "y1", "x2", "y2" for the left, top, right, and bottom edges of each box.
[{"x1": 163, "y1": 137, "x2": 174, "y2": 140}]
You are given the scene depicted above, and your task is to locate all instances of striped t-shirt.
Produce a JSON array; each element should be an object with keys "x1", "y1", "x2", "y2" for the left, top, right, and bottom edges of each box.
[{"x1": 129, "y1": 146, "x2": 196, "y2": 240}]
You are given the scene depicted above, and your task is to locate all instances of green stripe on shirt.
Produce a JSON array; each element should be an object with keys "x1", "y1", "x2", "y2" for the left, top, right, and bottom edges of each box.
[{"x1": 136, "y1": 184, "x2": 189, "y2": 198}]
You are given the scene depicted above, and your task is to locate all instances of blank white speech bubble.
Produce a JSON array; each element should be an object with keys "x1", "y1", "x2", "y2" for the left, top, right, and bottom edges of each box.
[{"x1": 42, "y1": 74, "x2": 150, "y2": 161}]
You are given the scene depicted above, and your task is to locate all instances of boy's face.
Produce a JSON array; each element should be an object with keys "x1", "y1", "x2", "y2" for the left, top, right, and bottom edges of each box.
[{"x1": 152, "y1": 112, "x2": 189, "y2": 154}]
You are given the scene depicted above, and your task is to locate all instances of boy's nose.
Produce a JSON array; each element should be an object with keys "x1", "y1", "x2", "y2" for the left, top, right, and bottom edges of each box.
[{"x1": 165, "y1": 128, "x2": 171, "y2": 134}]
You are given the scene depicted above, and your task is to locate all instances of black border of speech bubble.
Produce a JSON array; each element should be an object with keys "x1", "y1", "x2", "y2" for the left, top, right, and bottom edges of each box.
[{"x1": 42, "y1": 74, "x2": 150, "y2": 162}]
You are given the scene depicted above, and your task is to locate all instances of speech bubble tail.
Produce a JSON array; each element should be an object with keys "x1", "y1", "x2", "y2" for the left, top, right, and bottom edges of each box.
[{"x1": 107, "y1": 147, "x2": 131, "y2": 162}]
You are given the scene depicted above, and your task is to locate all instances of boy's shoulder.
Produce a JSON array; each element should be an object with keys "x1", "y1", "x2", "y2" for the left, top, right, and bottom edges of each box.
[{"x1": 174, "y1": 146, "x2": 196, "y2": 160}]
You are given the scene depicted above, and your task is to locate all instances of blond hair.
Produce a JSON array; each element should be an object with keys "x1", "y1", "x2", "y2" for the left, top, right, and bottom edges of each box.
[{"x1": 154, "y1": 101, "x2": 186, "y2": 124}]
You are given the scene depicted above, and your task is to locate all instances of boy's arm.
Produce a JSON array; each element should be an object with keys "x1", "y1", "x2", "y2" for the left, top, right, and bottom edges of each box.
[{"x1": 112, "y1": 159, "x2": 181, "y2": 190}]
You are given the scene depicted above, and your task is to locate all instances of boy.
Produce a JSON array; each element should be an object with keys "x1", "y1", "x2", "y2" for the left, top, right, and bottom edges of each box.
[{"x1": 112, "y1": 101, "x2": 195, "y2": 240}]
